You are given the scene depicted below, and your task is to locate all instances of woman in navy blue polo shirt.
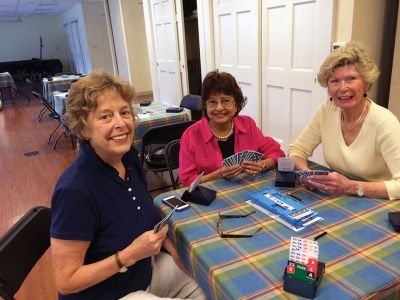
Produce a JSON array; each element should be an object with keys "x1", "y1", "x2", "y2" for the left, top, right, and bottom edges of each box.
[{"x1": 50, "y1": 70, "x2": 205, "y2": 300}]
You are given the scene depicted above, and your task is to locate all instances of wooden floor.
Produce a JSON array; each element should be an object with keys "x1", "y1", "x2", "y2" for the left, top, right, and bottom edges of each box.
[{"x1": 0, "y1": 89, "x2": 172, "y2": 299}]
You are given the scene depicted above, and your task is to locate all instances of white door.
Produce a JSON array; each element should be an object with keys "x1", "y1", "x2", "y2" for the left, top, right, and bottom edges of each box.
[
  {"x1": 261, "y1": 0, "x2": 333, "y2": 164},
  {"x1": 213, "y1": 0, "x2": 260, "y2": 124},
  {"x1": 70, "y1": 20, "x2": 86, "y2": 74},
  {"x1": 149, "y1": 0, "x2": 183, "y2": 106},
  {"x1": 63, "y1": 23, "x2": 76, "y2": 72}
]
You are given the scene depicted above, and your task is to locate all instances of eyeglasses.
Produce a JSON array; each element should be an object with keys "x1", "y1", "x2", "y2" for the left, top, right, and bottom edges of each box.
[
  {"x1": 206, "y1": 98, "x2": 235, "y2": 109},
  {"x1": 217, "y1": 210, "x2": 262, "y2": 238}
]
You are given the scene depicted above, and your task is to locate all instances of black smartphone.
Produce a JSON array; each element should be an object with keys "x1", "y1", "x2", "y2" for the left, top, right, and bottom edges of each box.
[
  {"x1": 162, "y1": 196, "x2": 189, "y2": 211},
  {"x1": 140, "y1": 101, "x2": 151, "y2": 106},
  {"x1": 166, "y1": 107, "x2": 183, "y2": 113}
]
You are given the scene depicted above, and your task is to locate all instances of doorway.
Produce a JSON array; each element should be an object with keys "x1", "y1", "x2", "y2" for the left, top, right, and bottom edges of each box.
[{"x1": 182, "y1": 0, "x2": 202, "y2": 95}]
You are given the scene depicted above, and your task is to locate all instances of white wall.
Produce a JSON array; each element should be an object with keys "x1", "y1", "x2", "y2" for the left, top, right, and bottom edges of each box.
[
  {"x1": 107, "y1": 0, "x2": 132, "y2": 82},
  {"x1": 60, "y1": 3, "x2": 93, "y2": 73},
  {"x1": 389, "y1": 6, "x2": 400, "y2": 119},
  {"x1": 81, "y1": 2, "x2": 114, "y2": 73},
  {"x1": 332, "y1": 0, "x2": 386, "y2": 101},
  {"x1": 0, "y1": 16, "x2": 68, "y2": 67},
  {"x1": 121, "y1": 0, "x2": 152, "y2": 94}
]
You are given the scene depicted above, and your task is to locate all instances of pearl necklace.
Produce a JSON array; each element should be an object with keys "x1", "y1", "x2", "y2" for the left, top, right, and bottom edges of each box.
[
  {"x1": 209, "y1": 120, "x2": 234, "y2": 140},
  {"x1": 341, "y1": 100, "x2": 368, "y2": 131}
]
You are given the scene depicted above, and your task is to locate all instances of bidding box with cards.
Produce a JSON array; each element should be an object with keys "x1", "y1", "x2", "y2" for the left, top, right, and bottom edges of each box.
[
  {"x1": 222, "y1": 150, "x2": 263, "y2": 167},
  {"x1": 283, "y1": 237, "x2": 325, "y2": 299}
]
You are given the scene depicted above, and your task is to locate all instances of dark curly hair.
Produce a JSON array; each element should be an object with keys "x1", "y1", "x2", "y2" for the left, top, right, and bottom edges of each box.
[{"x1": 201, "y1": 70, "x2": 247, "y2": 118}]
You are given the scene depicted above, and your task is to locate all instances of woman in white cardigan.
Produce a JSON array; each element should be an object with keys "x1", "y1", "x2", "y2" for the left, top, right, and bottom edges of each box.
[{"x1": 288, "y1": 41, "x2": 400, "y2": 200}]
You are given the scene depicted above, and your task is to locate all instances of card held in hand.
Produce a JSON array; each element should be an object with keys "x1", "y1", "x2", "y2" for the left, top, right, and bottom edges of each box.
[{"x1": 154, "y1": 205, "x2": 177, "y2": 233}]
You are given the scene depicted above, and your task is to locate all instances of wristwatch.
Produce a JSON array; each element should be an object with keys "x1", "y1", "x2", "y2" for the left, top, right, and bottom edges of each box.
[
  {"x1": 115, "y1": 251, "x2": 128, "y2": 273},
  {"x1": 357, "y1": 181, "x2": 364, "y2": 197}
]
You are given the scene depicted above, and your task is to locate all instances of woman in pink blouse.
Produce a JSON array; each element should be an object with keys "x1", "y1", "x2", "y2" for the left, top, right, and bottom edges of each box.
[{"x1": 179, "y1": 70, "x2": 284, "y2": 187}]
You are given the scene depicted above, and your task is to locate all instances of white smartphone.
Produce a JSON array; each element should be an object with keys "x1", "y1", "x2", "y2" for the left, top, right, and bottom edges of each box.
[{"x1": 162, "y1": 195, "x2": 189, "y2": 211}]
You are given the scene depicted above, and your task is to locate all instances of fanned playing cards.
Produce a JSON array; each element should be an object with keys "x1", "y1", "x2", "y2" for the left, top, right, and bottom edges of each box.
[{"x1": 222, "y1": 150, "x2": 263, "y2": 167}]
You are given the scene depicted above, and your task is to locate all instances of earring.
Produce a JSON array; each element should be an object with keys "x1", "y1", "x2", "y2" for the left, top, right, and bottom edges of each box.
[
  {"x1": 363, "y1": 92, "x2": 368, "y2": 97},
  {"x1": 329, "y1": 97, "x2": 332, "y2": 101}
]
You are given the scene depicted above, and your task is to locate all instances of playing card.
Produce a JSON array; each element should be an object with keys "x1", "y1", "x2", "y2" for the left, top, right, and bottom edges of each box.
[
  {"x1": 233, "y1": 153, "x2": 238, "y2": 165},
  {"x1": 249, "y1": 151, "x2": 263, "y2": 161},
  {"x1": 154, "y1": 206, "x2": 177, "y2": 233},
  {"x1": 226, "y1": 155, "x2": 235, "y2": 166},
  {"x1": 294, "y1": 170, "x2": 329, "y2": 177},
  {"x1": 242, "y1": 150, "x2": 250, "y2": 162},
  {"x1": 237, "y1": 152, "x2": 244, "y2": 165}
]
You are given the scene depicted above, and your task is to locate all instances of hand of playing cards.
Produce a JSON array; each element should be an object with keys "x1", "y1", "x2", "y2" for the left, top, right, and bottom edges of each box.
[
  {"x1": 153, "y1": 206, "x2": 177, "y2": 233},
  {"x1": 293, "y1": 170, "x2": 329, "y2": 177},
  {"x1": 222, "y1": 150, "x2": 263, "y2": 167}
]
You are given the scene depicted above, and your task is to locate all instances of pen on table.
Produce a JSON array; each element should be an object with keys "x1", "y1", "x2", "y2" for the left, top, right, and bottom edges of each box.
[
  {"x1": 313, "y1": 231, "x2": 328, "y2": 241},
  {"x1": 287, "y1": 192, "x2": 303, "y2": 202}
]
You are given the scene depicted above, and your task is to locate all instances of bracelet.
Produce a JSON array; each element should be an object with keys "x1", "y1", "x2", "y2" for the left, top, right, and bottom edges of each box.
[
  {"x1": 115, "y1": 251, "x2": 128, "y2": 273},
  {"x1": 115, "y1": 251, "x2": 124, "y2": 269}
]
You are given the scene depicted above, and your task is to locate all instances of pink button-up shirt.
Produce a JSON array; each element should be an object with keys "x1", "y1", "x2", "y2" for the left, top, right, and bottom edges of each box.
[{"x1": 179, "y1": 115, "x2": 285, "y2": 186}]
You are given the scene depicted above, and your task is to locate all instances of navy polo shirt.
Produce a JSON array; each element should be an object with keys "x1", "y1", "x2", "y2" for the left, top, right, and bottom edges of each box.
[{"x1": 50, "y1": 142, "x2": 160, "y2": 300}]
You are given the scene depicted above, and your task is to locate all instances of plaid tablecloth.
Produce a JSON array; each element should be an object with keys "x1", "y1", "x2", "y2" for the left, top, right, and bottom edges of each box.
[
  {"x1": 43, "y1": 75, "x2": 80, "y2": 105},
  {"x1": 154, "y1": 168, "x2": 400, "y2": 299},
  {"x1": 0, "y1": 72, "x2": 17, "y2": 101},
  {"x1": 133, "y1": 102, "x2": 188, "y2": 152}
]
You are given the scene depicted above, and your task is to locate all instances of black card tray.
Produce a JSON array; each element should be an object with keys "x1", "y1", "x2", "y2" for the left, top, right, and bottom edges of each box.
[
  {"x1": 388, "y1": 211, "x2": 400, "y2": 232},
  {"x1": 283, "y1": 261, "x2": 325, "y2": 299},
  {"x1": 275, "y1": 170, "x2": 297, "y2": 188},
  {"x1": 181, "y1": 185, "x2": 216, "y2": 206}
]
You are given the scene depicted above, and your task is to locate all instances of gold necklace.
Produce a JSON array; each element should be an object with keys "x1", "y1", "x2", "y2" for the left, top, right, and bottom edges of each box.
[
  {"x1": 209, "y1": 120, "x2": 234, "y2": 140},
  {"x1": 341, "y1": 100, "x2": 368, "y2": 131}
]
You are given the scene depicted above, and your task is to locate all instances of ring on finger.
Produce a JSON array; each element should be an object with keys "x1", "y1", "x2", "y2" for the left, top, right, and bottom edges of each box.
[{"x1": 323, "y1": 185, "x2": 328, "y2": 191}]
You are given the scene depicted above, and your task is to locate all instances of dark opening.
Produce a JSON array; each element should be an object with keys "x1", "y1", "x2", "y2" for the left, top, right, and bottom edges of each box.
[{"x1": 182, "y1": 0, "x2": 202, "y2": 95}]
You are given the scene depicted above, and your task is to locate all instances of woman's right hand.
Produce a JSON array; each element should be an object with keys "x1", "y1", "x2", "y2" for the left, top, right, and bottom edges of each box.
[
  {"x1": 123, "y1": 225, "x2": 169, "y2": 266},
  {"x1": 297, "y1": 170, "x2": 315, "y2": 190},
  {"x1": 220, "y1": 164, "x2": 242, "y2": 179}
]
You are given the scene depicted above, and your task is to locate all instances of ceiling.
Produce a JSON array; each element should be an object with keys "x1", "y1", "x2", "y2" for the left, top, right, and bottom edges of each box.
[{"x1": 0, "y1": 0, "x2": 102, "y2": 18}]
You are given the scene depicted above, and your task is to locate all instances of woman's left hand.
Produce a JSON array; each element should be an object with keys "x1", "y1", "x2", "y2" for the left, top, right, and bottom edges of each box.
[
  {"x1": 242, "y1": 160, "x2": 264, "y2": 176},
  {"x1": 306, "y1": 172, "x2": 352, "y2": 195}
]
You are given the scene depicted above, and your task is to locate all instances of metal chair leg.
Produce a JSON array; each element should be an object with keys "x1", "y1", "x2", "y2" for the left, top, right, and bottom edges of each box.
[
  {"x1": 70, "y1": 135, "x2": 76, "y2": 149},
  {"x1": 38, "y1": 107, "x2": 47, "y2": 122},
  {"x1": 52, "y1": 131, "x2": 66, "y2": 150},
  {"x1": 48, "y1": 122, "x2": 61, "y2": 145}
]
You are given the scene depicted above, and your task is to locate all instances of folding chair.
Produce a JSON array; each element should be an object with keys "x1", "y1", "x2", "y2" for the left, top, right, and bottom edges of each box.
[
  {"x1": 180, "y1": 94, "x2": 203, "y2": 121},
  {"x1": 164, "y1": 139, "x2": 181, "y2": 190},
  {"x1": 32, "y1": 91, "x2": 75, "y2": 150},
  {"x1": 0, "y1": 206, "x2": 51, "y2": 300},
  {"x1": 141, "y1": 121, "x2": 195, "y2": 191}
]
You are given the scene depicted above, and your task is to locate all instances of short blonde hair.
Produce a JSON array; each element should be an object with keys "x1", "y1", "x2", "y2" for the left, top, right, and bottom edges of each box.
[
  {"x1": 65, "y1": 70, "x2": 136, "y2": 141},
  {"x1": 317, "y1": 41, "x2": 380, "y2": 89}
]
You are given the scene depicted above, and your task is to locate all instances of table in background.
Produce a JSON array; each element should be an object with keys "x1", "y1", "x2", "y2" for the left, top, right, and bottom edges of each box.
[
  {"x1": 43, "y1": 75, "x2": 80, "y2": 105},
  {"x1": 133, "y1": 102, "x2": 188, "y2": 151},
  {"x1": 53, "y1": 91, "x2": 69, "y2": 116},
  {"x1": 52, "y1": 98, "x2": 188, "y2": 151},
  {"x1": 154, "y1": 169, "x2": 400, "y2": 299},
  {"x1": 0, "y1": 72, "x2": 17, "y2": 103}
]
